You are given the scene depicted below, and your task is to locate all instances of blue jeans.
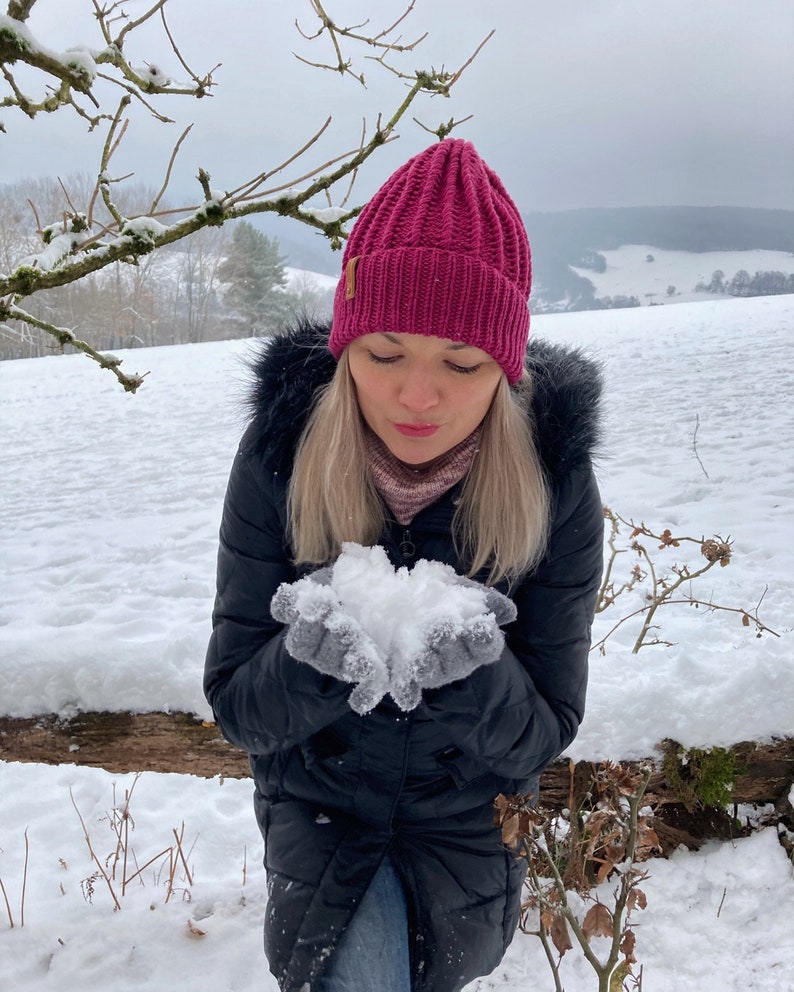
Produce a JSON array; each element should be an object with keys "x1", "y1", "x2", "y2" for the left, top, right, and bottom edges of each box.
[{"x1": 313, "y1": 857, "x2": 411, "y2": 992}]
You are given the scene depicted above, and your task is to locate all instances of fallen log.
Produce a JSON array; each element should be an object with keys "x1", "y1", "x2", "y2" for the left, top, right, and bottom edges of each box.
[
  {"x1": 0, "y1": 711, "x2": 250, "y2": 780},
  {"x1": 1, "y1": 711, "x2": 791, "y2": 853},
  {"x1": 537, "y1": 737, "x2": 794, "y2": 854}
]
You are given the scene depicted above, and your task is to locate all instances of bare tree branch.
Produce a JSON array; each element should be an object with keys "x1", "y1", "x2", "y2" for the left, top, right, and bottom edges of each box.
[
  {"x1": 1, "y1": 1, "x2": 490, "y2": 387},
  {"x1": 1, "y1": 1, "x2": 217, "y2": 126},
  {"x1": 6, "y1": 302, "x2": 147, "y2": 391},
  {"x1": 7, "y1": 1, "x2": 38, "y2": 22},
  {"x1": 149, "y1": 124, "x2": 193, "y2": 214}
]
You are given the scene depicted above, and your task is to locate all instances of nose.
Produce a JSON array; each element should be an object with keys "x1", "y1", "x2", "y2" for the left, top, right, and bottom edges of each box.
[{"x1": 397, "y1": 367, "x2": 440, "y2": 413}]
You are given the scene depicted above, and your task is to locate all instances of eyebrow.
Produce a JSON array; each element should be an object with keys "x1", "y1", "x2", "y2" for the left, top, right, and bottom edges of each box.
[{"x1": 380, "y1": 333, "x2": 476, "y2": 352}]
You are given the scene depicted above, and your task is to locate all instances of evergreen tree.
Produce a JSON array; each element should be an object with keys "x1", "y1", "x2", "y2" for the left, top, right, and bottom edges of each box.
[{"x1": 218, "y1": 221, "x2": 290, "y2": 334}]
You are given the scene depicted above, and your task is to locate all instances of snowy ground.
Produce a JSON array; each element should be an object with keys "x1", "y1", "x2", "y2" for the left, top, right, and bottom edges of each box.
[
  {"x1": 570, "y1": 245, "x2": 794, "y2": 305},
  {"x1": 1, "y1": 295, "x2": 793, "y2": 989},
  {"x1": 0, "y1": 761, "x2": 791, "y2": 991}
]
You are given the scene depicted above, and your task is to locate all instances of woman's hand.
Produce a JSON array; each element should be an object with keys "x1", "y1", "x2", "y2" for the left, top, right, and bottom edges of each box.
[
  {"x1": 271, "y1": 572, "x2": 389, "y2": 714},
  {"x1": 408, "y1": 580, "x2": 516, "y2": 692},
  {"x1": 413, "y1": 613, "x2": 505, "y2": 689},
  {"x1": 271, "y1": 560, "x2": 517, "y2": 713}
]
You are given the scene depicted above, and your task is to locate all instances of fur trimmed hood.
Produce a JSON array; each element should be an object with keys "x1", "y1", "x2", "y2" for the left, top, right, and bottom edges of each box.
[{"x1": 243, "y1": 316, "x2": 603, "y2": 484}]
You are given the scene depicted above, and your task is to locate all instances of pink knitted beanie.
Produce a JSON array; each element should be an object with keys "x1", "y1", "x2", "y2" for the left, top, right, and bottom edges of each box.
[{"x1": 329, "y1": 139, "x2": 531, "y2": 384}]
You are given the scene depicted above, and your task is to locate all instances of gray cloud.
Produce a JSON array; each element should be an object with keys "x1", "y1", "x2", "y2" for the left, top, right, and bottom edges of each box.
[{"x1": 3, "y1": 0, "x2": 793, "y2": 213}]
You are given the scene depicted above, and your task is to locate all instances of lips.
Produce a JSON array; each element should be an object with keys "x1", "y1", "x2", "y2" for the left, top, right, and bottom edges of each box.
[{"x1": 394, "y1": 422, "x2": 440, "y2": 438}]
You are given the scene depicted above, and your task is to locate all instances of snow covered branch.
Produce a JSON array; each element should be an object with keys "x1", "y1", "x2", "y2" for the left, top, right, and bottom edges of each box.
[
  {"x1": 0, "y1": 1, "x2": 489, "y2": 389},
  {"x1": 0, "y1": 0, "x2": 216, "y2": 126},
  {"x1": 3, "y1": 300, "x2": 147, "y2": 391}
]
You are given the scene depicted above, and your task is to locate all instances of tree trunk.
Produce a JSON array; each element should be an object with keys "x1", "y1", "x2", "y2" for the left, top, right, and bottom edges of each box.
[{"x1": 1, "y1": 712, "x2": 791, "y2": 852}]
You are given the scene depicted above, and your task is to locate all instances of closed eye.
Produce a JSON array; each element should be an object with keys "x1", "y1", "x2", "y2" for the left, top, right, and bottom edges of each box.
[
  {"x1": 367, "y1": 351, "x2": 401, "y2": 365},
  {"x1": 446, "y1": 362, "x2": 481, "y2": 375},
  {"x1": 366, "y1": 351, "x2": 482, "y2": 375}
]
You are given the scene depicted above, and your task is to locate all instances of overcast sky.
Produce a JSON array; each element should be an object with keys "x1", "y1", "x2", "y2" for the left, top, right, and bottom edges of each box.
[{"x1": 3, "y1": 0, "x2": 793, "y2": 216}]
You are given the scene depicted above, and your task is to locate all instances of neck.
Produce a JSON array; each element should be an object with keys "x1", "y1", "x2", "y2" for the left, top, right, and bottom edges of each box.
[{"x1": 366, "y1": 427, "x2": 481, "y2": 526}]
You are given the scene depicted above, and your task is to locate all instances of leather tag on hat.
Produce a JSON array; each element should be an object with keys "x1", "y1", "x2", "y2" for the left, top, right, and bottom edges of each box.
[{"x1": 345, "y1": 255, "x2": 361, "y2": 300}]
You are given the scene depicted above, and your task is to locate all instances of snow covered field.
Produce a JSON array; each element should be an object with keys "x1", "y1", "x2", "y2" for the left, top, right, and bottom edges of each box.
[
  {"x1": 570, "y1": 245, "x2": 794, "y2": 305},
  {"x1": 1, "y1": 295, "x2": 793, "y2": 989}
]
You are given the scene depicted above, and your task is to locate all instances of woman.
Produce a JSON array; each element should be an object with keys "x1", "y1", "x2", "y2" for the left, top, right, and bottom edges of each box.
[{"x1": 204, "y1": 139, "x2": 603, "y2": 992}]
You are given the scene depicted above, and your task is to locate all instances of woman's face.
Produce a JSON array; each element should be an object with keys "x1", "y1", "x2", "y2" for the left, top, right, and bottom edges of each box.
[{"x1": 347, "y1": 332, "x2": 504, "y2": 465}]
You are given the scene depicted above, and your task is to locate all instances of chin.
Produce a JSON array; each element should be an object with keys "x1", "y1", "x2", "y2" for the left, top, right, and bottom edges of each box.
[{"x1": 388, "y1": 438, "x2": 446, "y2": 466}]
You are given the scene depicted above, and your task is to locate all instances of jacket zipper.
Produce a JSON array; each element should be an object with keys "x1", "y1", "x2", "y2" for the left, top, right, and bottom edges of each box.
[{"x1": 399, "y1": 528, "x2": 416, "y2": 563}]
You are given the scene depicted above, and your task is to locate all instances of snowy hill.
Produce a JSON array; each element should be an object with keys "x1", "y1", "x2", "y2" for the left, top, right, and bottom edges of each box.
[
  {"x1": 572, "y1": 245, "x2": 794, "y2": 306},
  {"x1": 523, "y1": 204, "x2": 794, "y2": 309},
  {"x1": 568, "y1": 244, "x2": 794, "y2": 306}
]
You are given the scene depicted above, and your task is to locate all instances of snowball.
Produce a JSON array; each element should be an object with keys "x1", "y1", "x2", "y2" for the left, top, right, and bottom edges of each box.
[
  {"x1": 333, "y1": 543, "x2": 491, "y2": 653},
  {"x1": 274, "y1": 542, "x2": 499, "y2": 701},
  {"x1": 330, "y1": 542, "x2": 495, "y2": 683}
]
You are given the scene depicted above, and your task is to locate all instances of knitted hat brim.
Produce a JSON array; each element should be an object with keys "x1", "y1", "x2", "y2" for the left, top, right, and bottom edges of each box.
[{"x1": 330, "y1": 246, "x2": 529, "y2": 384}]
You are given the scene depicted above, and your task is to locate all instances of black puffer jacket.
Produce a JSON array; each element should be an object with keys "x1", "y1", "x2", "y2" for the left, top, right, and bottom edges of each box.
[{"x1": 204, "y1": 320, "x2": 604, "y2": 992}]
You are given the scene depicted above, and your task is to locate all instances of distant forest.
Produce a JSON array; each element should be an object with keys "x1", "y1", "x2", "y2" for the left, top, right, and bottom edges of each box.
[{"x1": 526, "y1": 205, "x2": 794, "y2": 255}]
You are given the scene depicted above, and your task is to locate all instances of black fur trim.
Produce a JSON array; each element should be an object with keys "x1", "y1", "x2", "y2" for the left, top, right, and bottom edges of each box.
[
  {"x1": 242, "y1": 316, "x2": 336, "y2": 473},
  {"x1": 523, "y1": 338, "x2": 603, "y2": 480}
]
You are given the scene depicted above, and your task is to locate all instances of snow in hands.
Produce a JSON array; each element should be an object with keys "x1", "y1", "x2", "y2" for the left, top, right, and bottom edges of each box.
[{"x1": 271, "y1": 543, "x2": 516, "y2": 714}]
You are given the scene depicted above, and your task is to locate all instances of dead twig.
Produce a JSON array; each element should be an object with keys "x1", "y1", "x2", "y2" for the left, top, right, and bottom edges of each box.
[
  {"x1": 692, "y1": 414, "x2": 710, "y2": 479},
  {"x1": 594, "y1": 509, "x2": 778, "y2": 654}
]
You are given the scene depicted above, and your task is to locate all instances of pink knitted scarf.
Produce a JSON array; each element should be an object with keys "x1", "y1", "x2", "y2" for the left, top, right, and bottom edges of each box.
[{"x1": 366, "y1": 427, "x2": 481, "y2": 526}]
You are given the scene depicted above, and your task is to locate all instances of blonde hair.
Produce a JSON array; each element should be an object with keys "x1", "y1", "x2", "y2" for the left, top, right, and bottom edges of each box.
[{"x1": 288, "y1": 353, "x2": 550, "y2": 585}]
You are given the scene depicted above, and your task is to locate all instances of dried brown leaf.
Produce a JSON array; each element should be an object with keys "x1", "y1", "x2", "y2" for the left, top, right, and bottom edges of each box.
[
  {"x1": 549, "y1": 911, "x2": 573, "y2": 956},
  {"x1": 501, "y1": 812, "x2": 519, "y2": 847},
  {"x1": 186, "y1": 918, "x2": 206, "y2": 938},
  {"x1": 494, "y1": 793, "x2": 539, "y2": 844},
  {"x1": 636, "y1": 820, "x2": 662, "y2": 859},
  {"x1": 582, "y1": 902, "x2": 613, "y2": 941},
  {"x1": 620, "y1": 928, "x2": 637, "y2": 962},
  {"x1": 701, "y1": 538, "x2": 731, "y2": 564},
  {"x1": 627, "y1": 887, "x2": 648, "y2": 913},
  {"x1": 612, "y1": 765, "x2": 642, "y2": 797},
  {"x1": 596, "y1": 856, "x2": 618, "y2": 885}
]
